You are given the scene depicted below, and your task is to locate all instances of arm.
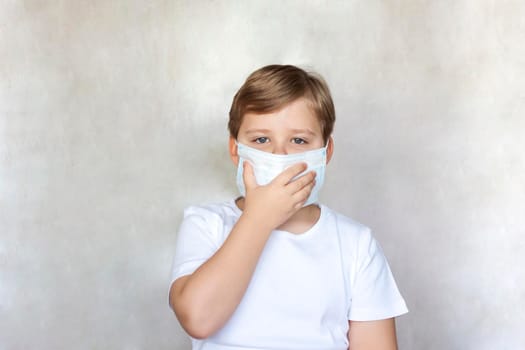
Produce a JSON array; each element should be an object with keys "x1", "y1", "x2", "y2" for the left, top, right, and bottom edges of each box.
[
  {"x1": 348, "y1": 318, "x2": 398, "y2": 350},
  {"x1": 169, "y1": 162, "x2": 315, "y2": 339}
]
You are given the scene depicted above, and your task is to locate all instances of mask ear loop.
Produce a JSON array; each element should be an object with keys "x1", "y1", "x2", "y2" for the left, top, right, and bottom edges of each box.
[{"x1": 324, "y1": 136, "x2": 332, "y2": 150}]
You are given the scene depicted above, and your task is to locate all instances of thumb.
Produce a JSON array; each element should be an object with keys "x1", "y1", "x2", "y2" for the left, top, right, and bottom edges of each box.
[{"x1": 243, "y1": 161, "x2": 258, "y2": 191}]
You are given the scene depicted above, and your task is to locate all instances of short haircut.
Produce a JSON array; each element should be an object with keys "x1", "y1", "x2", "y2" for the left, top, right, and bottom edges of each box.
[{"x1": 228, "y1": 65, "x2": 335, "y2": 144}]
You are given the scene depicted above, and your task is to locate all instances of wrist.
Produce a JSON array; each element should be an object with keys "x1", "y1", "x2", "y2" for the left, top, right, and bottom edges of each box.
[{"x1": 239, "y1": 209, "x2": 275, "y2": 235}]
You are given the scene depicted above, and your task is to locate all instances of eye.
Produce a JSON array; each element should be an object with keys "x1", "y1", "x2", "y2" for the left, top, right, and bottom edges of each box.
[
  {"x1": 254, "y1": 137, "x2": 269, "y2": 144},
  {"x1": 292, "y1": 138, "x2": 307, "y2": 145}
]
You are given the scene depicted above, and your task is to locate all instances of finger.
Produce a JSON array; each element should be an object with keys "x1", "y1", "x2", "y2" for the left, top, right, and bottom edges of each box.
[
  {"x1": 242, "y1": 161, "x2": 258, "y2": 191},
  {"x1": 292, "y1": 179, "x2": 316, "y2": 206},
  {"x1": 286, "y1": 170, "x2": 316, "y2": 194},
  {"x1": 273, "y1": 162, "x2": 308, "y2": 185}
]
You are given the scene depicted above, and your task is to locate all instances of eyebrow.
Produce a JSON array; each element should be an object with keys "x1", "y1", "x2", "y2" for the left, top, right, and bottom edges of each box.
[
  {"x1": 243, "y1": 128, "x2": 317, "y2": 135},
  {"x1": 289, "y1": 128, "x2": 317, "y2": 136},
  {"x1": 243, "y1": 129, "x2": 272, "y2": 135}
]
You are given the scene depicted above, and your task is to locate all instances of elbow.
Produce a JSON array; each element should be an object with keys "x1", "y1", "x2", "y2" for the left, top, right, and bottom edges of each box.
[
  {"x1": 169, "y1": 286, "x2": 221, "y2": 339},
  {"x1": 173, "y1": 305, "x2": 219, "y2": 339},
  {"x1": 178, "y1": 314, "x2": 217, "y2": 339}
]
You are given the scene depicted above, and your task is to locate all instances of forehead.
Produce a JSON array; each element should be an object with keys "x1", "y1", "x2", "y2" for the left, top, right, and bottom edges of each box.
[{"x1": 240, "y1": 98, "x2": 321, "y2": 132}]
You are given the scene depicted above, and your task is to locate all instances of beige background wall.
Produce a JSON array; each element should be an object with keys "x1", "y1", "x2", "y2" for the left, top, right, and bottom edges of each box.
[{"x1": 1, "y1": 1, "x2": 524, "y2": 349}]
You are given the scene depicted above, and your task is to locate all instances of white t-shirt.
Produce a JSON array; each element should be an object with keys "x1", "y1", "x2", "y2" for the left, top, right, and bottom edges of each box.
[{"x1": 171, "y1": 200, "x2": 408, "y2": 350}]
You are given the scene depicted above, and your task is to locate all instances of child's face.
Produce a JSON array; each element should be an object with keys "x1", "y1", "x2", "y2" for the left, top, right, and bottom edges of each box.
[{"x1": 229, "y1": 97, "x2": 334, "y2": 166}]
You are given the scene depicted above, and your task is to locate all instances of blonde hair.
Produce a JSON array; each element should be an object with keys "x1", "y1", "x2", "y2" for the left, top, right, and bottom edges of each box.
[{"x1": 228, "y1": 65, "x2": 335, "y2": 144}]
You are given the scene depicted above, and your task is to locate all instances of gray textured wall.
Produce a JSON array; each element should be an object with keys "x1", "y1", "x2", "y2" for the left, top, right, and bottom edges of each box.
[{"x1": 1, "y1": 1, "x2": 524, "y2": 349}]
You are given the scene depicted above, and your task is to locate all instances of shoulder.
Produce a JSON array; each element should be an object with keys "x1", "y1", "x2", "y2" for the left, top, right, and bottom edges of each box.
[
  {"x1": 321, "y1": 205, "x2": 371, "y2": 239},
  {"x1": 180, "y1": 199, "x2": 241, "y2": 234},
  {"x1": 320, "y1": 205, "x2": 379, "y2": 260},
  {"x1": 183, "y1": 200, "x2": 239, "y2": 220}
]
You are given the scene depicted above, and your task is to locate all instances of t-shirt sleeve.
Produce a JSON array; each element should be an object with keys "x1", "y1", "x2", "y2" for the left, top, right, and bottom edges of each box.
[
  {"x1": 347, "y1": 227, "x2": 408, "y2": 321},
  {"x1": 170, "y1": 206, "x2": 222, "y2": 285}
]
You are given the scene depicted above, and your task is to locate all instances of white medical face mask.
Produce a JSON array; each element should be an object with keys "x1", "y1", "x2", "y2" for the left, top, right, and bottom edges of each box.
[{"x1": 236, "y1": 142, "x2": 327, "y2": 206}]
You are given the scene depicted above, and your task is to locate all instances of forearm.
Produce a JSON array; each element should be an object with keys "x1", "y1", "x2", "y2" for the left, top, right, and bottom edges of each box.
[{"x1": 170, "y1": 213, "x2": 272, "y2": 338}]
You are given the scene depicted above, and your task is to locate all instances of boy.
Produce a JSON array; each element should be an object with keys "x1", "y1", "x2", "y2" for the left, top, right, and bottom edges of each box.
[{"x1": 169, "y1": 65, "x2": 408, "y2": 350}]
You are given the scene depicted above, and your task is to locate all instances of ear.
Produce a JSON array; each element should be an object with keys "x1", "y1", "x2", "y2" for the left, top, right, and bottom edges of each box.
[
  {"x1": 229, "y1": 136, "x2": 240, "y2": 166},
  {"x1": 326, "y1": 136, "x2": 334, "y2": 164}
]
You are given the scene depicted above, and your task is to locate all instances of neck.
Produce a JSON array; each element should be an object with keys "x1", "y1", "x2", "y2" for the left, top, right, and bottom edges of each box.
[{"x1": 235, "y1": 197, "x2": 321, "y2": 234}]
